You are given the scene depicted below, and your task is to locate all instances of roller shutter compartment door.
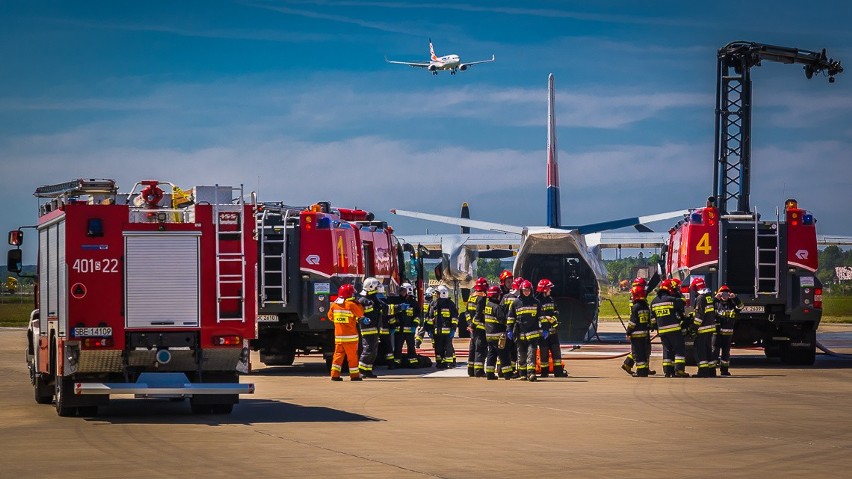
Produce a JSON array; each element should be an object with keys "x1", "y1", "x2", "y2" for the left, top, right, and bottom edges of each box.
[{"x1": 125, "y1": 234, "x2": 200, "y2": 328}]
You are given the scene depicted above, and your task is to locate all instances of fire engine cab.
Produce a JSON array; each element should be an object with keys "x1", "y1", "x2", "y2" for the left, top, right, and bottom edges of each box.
[
  {"x1": 252, "y1": 201, "x2": 407, "y2": 366},
  {"x1": 7, "y1": 179, "x2": 257, "y2": 416}
]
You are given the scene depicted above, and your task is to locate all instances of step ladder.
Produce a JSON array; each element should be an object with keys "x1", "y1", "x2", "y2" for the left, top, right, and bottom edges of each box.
[
  {"x1": 214, "y1": 185, "x2": 246, "y2": 322},
  {"x1": 257, "y1": 207, "x2": 290, "y2": 308},
  {"x1": 753, "y1": 207, "x2": 780, "y2": 297}
]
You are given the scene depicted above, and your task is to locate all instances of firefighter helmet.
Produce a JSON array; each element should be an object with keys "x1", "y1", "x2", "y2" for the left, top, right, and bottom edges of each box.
[
  {"x1": 338, "y1": 283, "x2": 355, "y2": 299},
  {"x1": 718, "y1": 284, "x2": 730, "y2": 293},
  {"x1": 519, "y1": 279, "x2": 533, "y2": 291},
  {"x1": 632, "y1": 277, "x2": 647, "y2": 288},
  {"x1": 670, "y1": 278, "x2": 682, "y2": 288},
  {"x1": 401, "y1": 282, "x2": 414, "y2": 296},
  {"x1": 474, "y1": 277, "x2": 489, "y2": 292},
  {"x1": 499, "y1": 270, "x2": 514, "y2": 282},
  {"x1": 511, "y1": 277, "x2": 525, "y2": 292},
  {"x1": 487, "y1": 285, "x2": 501, "y2": 300},
  {"x1": 630, "y1": 285, "x2": 647, "y2": 302},
  {"x1": 536, "y1": 278, "x2": 554, "y2": 293},
  {"x1": 690, "y1": 277, "x2": 706, "y2": 291},
  {"x1": 437, "y1": 285, "x2": 450, "y2": 299},
  {"x1": 658, "y1": 279, "x2": 673, "y2": 293},
  {"x1": 425, "y1": 286, "x2": 436, "y2": 298},
  {"x1": 361, "y1": 277, "x2": 380, "y2": 295}
]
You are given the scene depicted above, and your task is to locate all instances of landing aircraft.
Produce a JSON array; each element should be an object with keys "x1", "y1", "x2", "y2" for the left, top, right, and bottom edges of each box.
[
  {"x1": 385, "y1": 39, "x2": 495, "y2": 75},
  {"x1": 393, "y1": 74, "x2": 687, "y2": 342}
]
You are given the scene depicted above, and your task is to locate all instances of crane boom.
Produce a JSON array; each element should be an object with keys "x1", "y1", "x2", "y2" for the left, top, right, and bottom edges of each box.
[{"x1": 712, "y1": 41, "x2": 843, "y2": 214}]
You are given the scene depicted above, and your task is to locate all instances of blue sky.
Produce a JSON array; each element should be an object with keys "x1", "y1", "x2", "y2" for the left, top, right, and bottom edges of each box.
[{"x1": 2, "y1": 1, "x2": 851, "y2": 263}]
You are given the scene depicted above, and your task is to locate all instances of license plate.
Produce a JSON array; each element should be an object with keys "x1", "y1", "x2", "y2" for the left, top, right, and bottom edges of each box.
[
  {"x1": 741, "y1": 305, "x2": 764, "y2": 314},
  {"x1": 257, "y1": 314, "x2": 279, "y2": 322},
  {"x1": 73, "y1": 327, "x2": 112, "y2": 337}
]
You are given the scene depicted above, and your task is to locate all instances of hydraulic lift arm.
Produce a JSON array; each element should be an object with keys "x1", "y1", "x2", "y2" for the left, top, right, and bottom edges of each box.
[{"x1": 712, "y1": 41, "x2": 843, "y2": 215}]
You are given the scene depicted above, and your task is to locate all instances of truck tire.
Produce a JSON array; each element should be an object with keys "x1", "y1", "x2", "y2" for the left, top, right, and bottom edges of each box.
[
  {"x1": 54, "y1": 375, "x2": 76, "y2": 417},
  {"x1": 783, "y1": 329, "x2": 816, "y2": 366},
  {"x1": 33, "y1": 373, "x2": 53, "y2": 405}
]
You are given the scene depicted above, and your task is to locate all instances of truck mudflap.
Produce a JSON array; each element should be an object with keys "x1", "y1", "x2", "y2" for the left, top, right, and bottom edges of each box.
[{"x1": 74, "y1": 372, "x2": 255, "y2": 396}]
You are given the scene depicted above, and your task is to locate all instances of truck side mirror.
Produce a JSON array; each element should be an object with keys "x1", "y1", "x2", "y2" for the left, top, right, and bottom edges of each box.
[
  {"x1": 7, "y1": 249, "x2": 22, "y2": 274},
  {"x1": 433, "y1": 264, "x2": 443, "y2": 281},
  {"x1": 8, "y1": 230, "x2": 23, "y2": 246}
]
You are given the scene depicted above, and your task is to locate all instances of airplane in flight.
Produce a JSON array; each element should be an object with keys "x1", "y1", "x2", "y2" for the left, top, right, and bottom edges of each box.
[
  {"x1": 385, "y1": 39, "x2": 495, "y2": 75},
  {"x1": 393, "y1": 74, "x2": 687, "y2": 342}
]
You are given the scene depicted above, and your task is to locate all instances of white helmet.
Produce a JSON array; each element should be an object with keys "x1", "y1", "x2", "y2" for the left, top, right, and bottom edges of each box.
[
  {"x1": 361, "y1": 277, "x2": 380, "y2": 296},
  {"x1": 401, "y1": 282, "x2": 414, "y2": 296},
  {"x1": 437, "y1": 285, "x2": 450, "y2": 299},
  {"x1": 425, "y1": 286, "x2": 435, "y2": 298}
]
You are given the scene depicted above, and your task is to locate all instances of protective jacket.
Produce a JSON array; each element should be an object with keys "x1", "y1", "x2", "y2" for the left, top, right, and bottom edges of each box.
[
  {"x1": 536, "y1": 292, "x2": 559, "y2": 332},
  {"x1": 714, "y1": 293, "x2": 743, "y2": 336},
  {"x1": 327, "y1": 297, "x2": 364, "y2": 343},
  {"x1": 357, "y1": 293, "x2": 381, "y2": 336},
  {"x1": 626, "y1": 300, "x2": 651, "y2": 338},
  {"x1": 650, "y1": 292, "x2": 685, "y2": 334},
  {"x1": 397, "y1": 295, "x2": 421, "y2": 334},
  {"x1": 432, "y1": 298, "x2": 458, "y2": 336},
  {"x1": 483, "y1": 298, "x2": 507, "y2": 339},
  {"x1": 466, "y1": 294, "x2": 487, "y2": 332},
  {"x1": 693, "y1": 290, "x2": 716, "y2": 335},
  {"x1": 508, "y1": 293, "x2": 541, "y2": 338}
]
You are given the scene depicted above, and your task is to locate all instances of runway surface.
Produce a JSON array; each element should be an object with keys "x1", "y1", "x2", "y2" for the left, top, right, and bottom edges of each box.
[{"x1": 2, "y1": 323, "x2": 851, "y2": 478}]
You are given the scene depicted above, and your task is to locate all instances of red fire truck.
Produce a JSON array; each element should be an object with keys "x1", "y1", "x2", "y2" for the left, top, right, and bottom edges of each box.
[
  {"x1": 665, "y1": 42, "x2": 841, "y2": 365},
  {"x1": 7, "y1": 179, "x2": 256, "y2": 416},
  {"x1": 252, "y1": 201, "x2": 409, "y2": 366}
]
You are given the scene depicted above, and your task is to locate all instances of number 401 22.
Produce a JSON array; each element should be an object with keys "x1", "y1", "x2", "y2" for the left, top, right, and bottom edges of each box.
[{"x1": 72, "y1": 258, "x2": 119, "y2": 273}]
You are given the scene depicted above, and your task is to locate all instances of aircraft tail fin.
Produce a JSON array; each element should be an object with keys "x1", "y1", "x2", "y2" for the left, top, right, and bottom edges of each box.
[
  {"x1": 429, "y1": 38, "x2": 438, "y2": 61},
  {"x1": 546, "y1": 73, "x2": 561, "y2": 228}
]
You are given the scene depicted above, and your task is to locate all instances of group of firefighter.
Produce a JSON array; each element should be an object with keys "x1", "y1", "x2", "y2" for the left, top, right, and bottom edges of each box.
[
  {"x1": 621, "y1": 276, "x2": 743, "y2": 378},
  {"x1": 327, "y1": 268, "x2": 745, "y2": 382},
  {"x1": 326, "y1": 269, "x2": 568, "y2": 382}
]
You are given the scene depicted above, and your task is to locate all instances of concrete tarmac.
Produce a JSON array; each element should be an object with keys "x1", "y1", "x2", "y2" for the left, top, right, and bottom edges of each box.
[{"x1": 2, "y1": 323, "x2": 852, "y2": 478}]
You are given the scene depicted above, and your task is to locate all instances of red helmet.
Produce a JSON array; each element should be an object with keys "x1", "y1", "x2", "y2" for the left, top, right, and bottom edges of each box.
[
  {"x1": 499, "y1": 270, "x2": 514, "y2": 282},
  {"x1": 658, "y1": 279, "x2": 673, "y2": 293},
  {"x1": 718, "y1": 284, "x2": 730, "y2": 293},
  {"x1": 536, "y1": 278, "x2": 554, "y2": 293},
  {"x1": 511, "y1": 277, "x2": 525, "y2": 291},
  {"x1": 486, "y1": 285, "x2": 501, "y2": 300},
  {"x1": 631, "y1": 277, "x2": 647, "y2": 288},
  {"x1": 630, "y1": 285, "x2": 647, "y2": 301},
  {"x1": 474, "y1": 277, "x2": 489, "y2": 292},
  {"x1": 519, "y1": 279, "x2": 533, "y2": 291},
  {"x1": 690, "y1": 277, "x2": 706, "y2": 291},
  {"x1": 338, "y1": 283, "x2": 355, "y2": 299}
]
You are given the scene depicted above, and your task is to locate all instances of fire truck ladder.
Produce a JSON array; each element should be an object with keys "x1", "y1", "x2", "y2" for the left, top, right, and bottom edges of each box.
[
  {"x1": 258, "y1": 207, "x2": 290, "y2": 308},
  {"x1": 214, "y1": 185, "x2": 246, "y2": 322},
  {"x1": 754, "y1": 207, "x2": 780, "y2": 297}
]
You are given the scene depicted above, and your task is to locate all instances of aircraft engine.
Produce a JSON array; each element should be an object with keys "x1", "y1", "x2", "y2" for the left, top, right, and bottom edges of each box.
[
  {"x1": 428, "y1": 64, "x2": 437, "y2": 71},
  {"x1": 459, "y1": 64, "x2": 468, "y2": 71}
]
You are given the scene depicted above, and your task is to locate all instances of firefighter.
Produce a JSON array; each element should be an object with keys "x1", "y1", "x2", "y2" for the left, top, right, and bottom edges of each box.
[
  {"x1": 484, "y1": 285, "x2": 512, "y2": 380},
  {"x1": 357, "y1": 277, "x2": 383, "y2": 378},
  {"x1": 465, "y1": 277, "x2": 489, "y2": 377},
  {"x1": 327, "y1": 284, "x2": 364, "y2": 381},
  {"x1": 690, "y1": 277, "x2": 717, "y2": 377},
  {"x1": 499, "y1": 269, "x2": 513, "y2": 297},
  {"x1": 375, "y1": 284, "x2": 398, "y2": 369},
  {"x1": 536, "y1": 278, "x2": 568, "y2": 377},
  {"x1": 650, "y1": 279, "x2": 689, "y2": 378},
  {"x1": 415, "y1": 286, "x2": 436, "y2": 349},
  {"x1": 500, "y1": 276, "x2": 524, "y2": 377},
  {"x1": 394, "y1": 283, "x2": 420, "y2": 368},
  {"x1": 507, "y1": 279, "x2": 542, "y2": 381},
  {"x1": 432, "y1": 285, "x2": 459, "y2": 369},
  {"x1": 621, "y1": 277, "x2": 655, "y2": 375},
  {"x1": 713, "y1": 284, "x2": 743, "y2": 376},
  {"x1": 622, "y1": 285, "x2": 652, "y2": 377}
]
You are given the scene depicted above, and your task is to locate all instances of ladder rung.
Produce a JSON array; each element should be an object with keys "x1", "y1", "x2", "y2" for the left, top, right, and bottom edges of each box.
[{"x1": 218, "y1": 295, "x2": 244, "y2": 300}]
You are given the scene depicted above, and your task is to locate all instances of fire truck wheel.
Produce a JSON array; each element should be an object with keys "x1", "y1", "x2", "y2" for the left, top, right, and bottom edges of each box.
[
  {"x1": 54, "y1": 376, "x2": 76, "y2": 417},
  {"x1": 33, "y1": 374, "x2": 53, "y2": 405}
]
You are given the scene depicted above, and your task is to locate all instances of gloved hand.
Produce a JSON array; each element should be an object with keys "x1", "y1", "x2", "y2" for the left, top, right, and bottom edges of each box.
[
  {"x1": 449, "y1": 329, "x2": 456, "y2": 339},
  {"x1": 506, "y1": 330, "x2": 513, "y2": 341},
  {"x1": 361, "y1": 317, "x2": 370, "y2": 326},
  {"x1": 542, "y1": 329, "x2": 549, "y2": 339},
  {"x1": 398, "y1": 303, "x2": 410, "y2": 311}
]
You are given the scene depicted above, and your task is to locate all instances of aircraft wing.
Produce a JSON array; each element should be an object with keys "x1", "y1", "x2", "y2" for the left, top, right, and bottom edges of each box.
[
  {"x1": 385, "y1": 57, "x2": 431, "y2": 68},
  {"x1": 390, "y1": 209, "x2": 525, "y2": 235},
  {"x1": 462, "y1": 55, "x2": 495, "y2": 67},
  {"x1": 818, "y1": 235, "x2": 852, "y2": 246},
  {"x1": 564, "y1": 210, "x2": 689, "y2": 235},
  {"x1": 584, "y1": 232, "x2": 669, "y2": 249},
  {"x1": 395, "y1": 233, "x2": 520, "y2": 254}
]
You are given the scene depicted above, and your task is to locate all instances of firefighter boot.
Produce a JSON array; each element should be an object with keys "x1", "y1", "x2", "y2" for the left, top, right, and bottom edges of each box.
[
  {"x1": 468, "y1": 365, "x2": 475, "y2": 377},
  {"x1": 527, "y1": 374, "x2": 537, "y2": 382},
  {"x1": 720, "y1": 366, "x2": 731, "y2": 376},
  {"x1": 621, "y1": 363, "x2": 634, "y2": 376},
  {"x1": 553, "y1": 366, "x2": 569, "y2": 377},
  {"x1": 331, "y1": 376, "x2": 343, "y2": 382},
  {"x1": 675, "y1": 369, "x2": 690, "y2": 378},
  {"x1": 350, "y1": 375, "x2": 363, "y2": 381},
  {"x1": 635, "y1": 367, "x2": 649, "y2": 377},
  {"x1": 486, "y1": 372, "x2": 497, "y2": 380}
]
